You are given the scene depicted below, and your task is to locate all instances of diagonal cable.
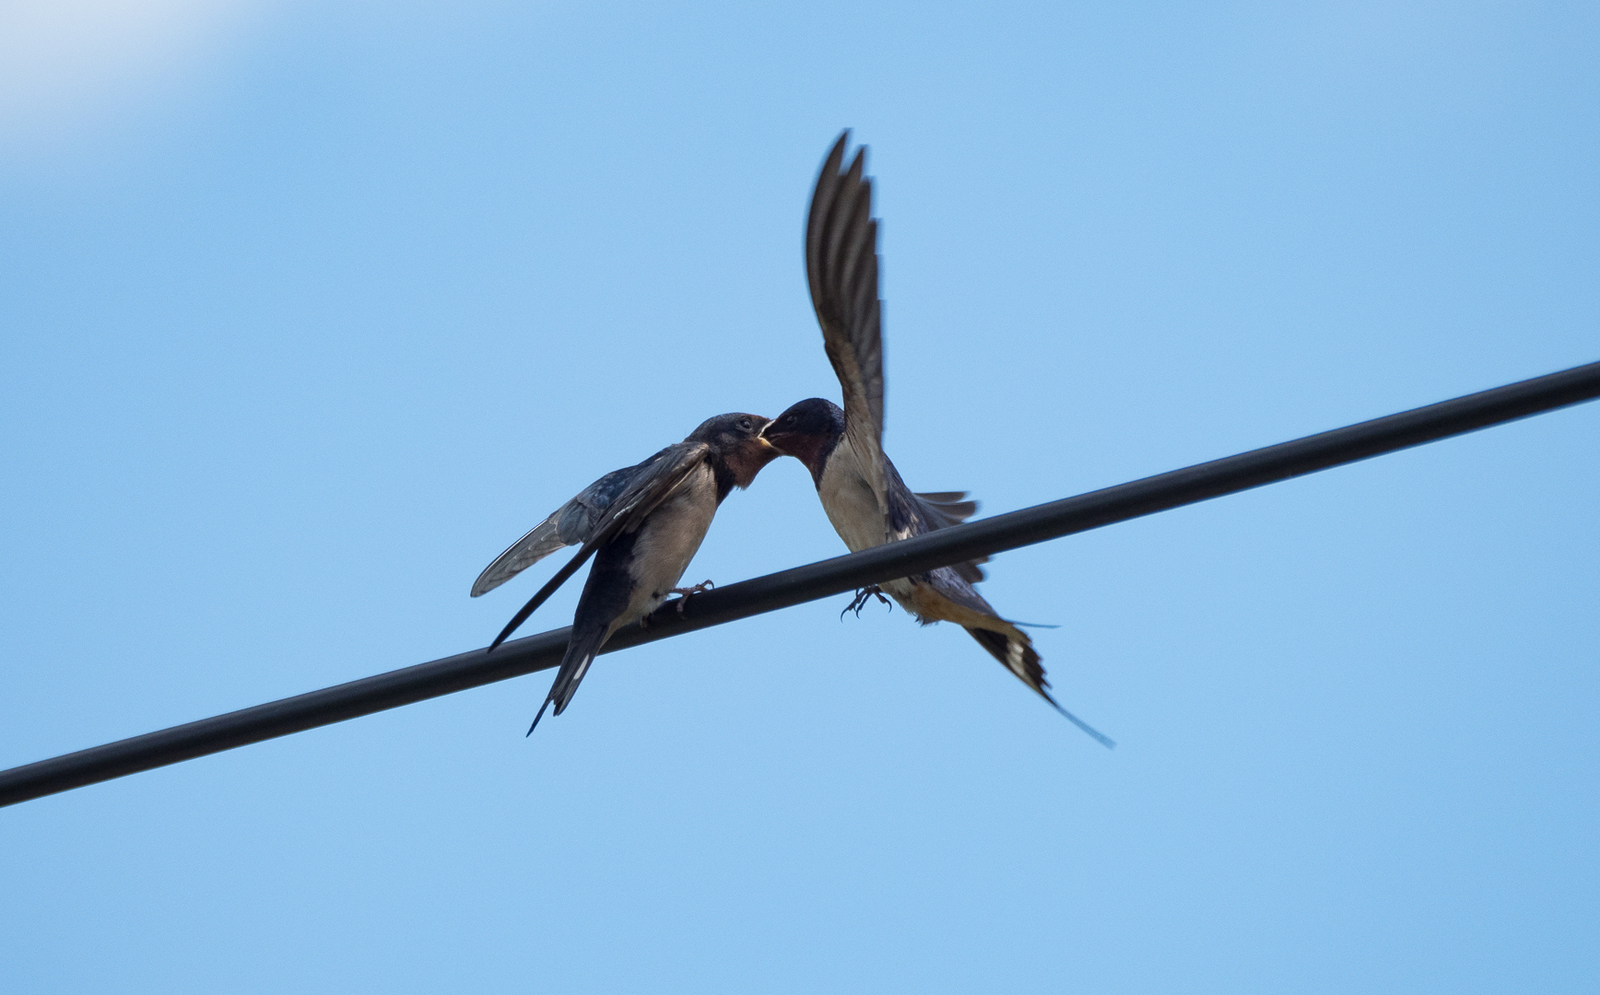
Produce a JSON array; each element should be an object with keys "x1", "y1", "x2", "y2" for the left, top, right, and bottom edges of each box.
[{"x1": 2, "y1": 359, "x2": 1597, "y2": 808}]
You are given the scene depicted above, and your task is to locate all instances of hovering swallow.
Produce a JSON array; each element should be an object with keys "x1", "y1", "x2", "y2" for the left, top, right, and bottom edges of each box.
[
  {"x1": 760, "y1": 132, "x2": 1112, "y2": 747},
  {"x1": 472, "y1": 413, "x2": 778, "y2": 732}
]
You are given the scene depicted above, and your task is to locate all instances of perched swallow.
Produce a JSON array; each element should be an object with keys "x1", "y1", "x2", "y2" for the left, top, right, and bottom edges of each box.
[
  {"x1": 761, "y1": 132, "x2": 1112, "y2": 747},
  {"x1": 472, "y1": 413, "x2": 778, "y2": 732}
]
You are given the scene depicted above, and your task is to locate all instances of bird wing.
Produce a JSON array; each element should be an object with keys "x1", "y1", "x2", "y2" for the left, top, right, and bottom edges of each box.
[
  {"x1": 470, "y1": 464, "x2": 646, "y2": 597},
  {"x1": 910, "y1": 490, "x2": 988, "y2": 582},
  {"x1": 878, "y1": 460, "x2": 991, "y2": 583},
  {"x1": 806, "y1": 130, "x2": 888, "y2": 520},
  {"x1": 914, "y1": 490, "x2": 978, "y2": 527},
  {"x1": 484, "y1": 441, "x2": 712, "y2": 649}
]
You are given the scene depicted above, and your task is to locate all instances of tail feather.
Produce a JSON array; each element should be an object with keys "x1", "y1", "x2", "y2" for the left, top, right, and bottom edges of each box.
[
  {"x1": 963, "y1": 626, "x2": 1115, "y2": 749},
  {"x1": 965, "y1": 625, "x2": 1050, "y2": 699},
  {"x1": 526, "y1": 621, "x2": 611, "y2": 734},
  {"x1": 526, "y1": 697, "x2": 553, "y2": 736},
  {"x1": 893, "y1": 568, "x2": 1115, "y2": 747}
]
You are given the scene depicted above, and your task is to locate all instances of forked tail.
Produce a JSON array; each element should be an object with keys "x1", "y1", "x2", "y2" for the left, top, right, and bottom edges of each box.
[{"x1": 964, "y1": 626, "x2": 1115, "y2": 749}]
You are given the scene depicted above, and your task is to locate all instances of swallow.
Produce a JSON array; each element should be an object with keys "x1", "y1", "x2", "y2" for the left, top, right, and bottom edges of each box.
[
  {"x1": 472, "y1": 413, "x2": 778, "y2": 732},
  {"x1": 760, "y1": 132, "x2": 1113, "y2": 747}
]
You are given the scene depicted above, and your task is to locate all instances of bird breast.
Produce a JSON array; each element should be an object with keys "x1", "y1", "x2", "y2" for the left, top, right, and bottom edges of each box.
[
  {"x1": 615, "y1": 463, "x2": 720, "y2": 628},
  {"x1": 817, "y1": 436, "x2": 888, "y2": 553},
  {"x1": 815, "y1": 436, "x2": 929, "y2": 613}
]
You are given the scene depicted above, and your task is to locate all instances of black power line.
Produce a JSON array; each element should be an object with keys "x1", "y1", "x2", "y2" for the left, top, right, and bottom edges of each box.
[{"x1": 3, "y1": 360, "x2": 1597, "y2": 808}]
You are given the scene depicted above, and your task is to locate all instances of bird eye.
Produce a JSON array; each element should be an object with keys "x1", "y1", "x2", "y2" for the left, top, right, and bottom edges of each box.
[{"x1": 737, "y1": 417, "x2": 753, "y2": 431}]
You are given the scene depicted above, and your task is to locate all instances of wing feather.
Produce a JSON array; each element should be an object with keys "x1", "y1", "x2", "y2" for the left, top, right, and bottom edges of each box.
[
  {"x1": 806, "y1": 131, "x2": 887, "y2": 515},
  {"x1": 911, "y1": 489, "x2": 987, "y2": 582},
  {"x1": 914, "y1": 490, "x2": 979, "y2": 526},
  {"x1": 470, "y1": 466, "x2": 642, "y2": 597},
  {"x1": 485, "y1": 442, "x2": 710, "y2": 650}
]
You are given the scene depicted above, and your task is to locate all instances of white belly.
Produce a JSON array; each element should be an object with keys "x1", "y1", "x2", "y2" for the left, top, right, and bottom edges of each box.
[
  {"x1": 817, "y1": 437, "x2": 887, "y2": 553},
  {"x1": 816, "y1": 438, "x2": 923, "y2": 606},
  {"x1": 611, "y1": 464, "x2": 719, "y2": 630}
]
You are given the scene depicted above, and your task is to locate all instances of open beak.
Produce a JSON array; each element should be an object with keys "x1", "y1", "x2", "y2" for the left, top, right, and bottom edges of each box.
[
  {"x1": 757, "y1": 420, "x2": 789, "y2": 454},
  {"x1": 754, "y1": 421, "x2": 781, "y2": 462},
  {"x1": 731, "y1": 420, "x2": 782, "y2": 489}
]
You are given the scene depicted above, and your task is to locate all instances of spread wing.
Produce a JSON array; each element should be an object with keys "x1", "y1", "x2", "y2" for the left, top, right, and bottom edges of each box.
[
  {"x1": 882, "y1": 472, "x2": 990, "y2": 583},
  {"x1": 913, "y1": 490, "x2": 987, "y2": 582},
  {"x1": 482, "y1": 441, "x2": 711, "y2": 650},
  {"x1": 807, "y1": 130, "x2": 887, "y2": 516},
  {"x1": 471, "y1": 465, "x2": 644, "y2": 598},
  {"x1": 914, "y1": 491, "x2": 978, "y2": 528}
]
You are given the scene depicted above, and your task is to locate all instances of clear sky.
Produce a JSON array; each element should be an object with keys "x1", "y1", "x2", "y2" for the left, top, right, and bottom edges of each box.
[{"x1": 3, "y1": 1, "x2": 1597, "y2": 991}]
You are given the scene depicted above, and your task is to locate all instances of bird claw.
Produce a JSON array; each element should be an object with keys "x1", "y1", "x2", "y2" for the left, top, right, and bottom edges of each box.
[
  {"x1": 669, "y1": 579, "x2": 715, "y2": 612},
  {"x1": 840, "y1": 585, "x2": 892, "y2": 620}
]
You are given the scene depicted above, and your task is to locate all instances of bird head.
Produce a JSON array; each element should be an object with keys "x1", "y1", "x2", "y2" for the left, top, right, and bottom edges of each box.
[
  {"x1": 691, "y1": 412, "x2": 780, "y2": 489},
  {"x1": 759, "y1": 397, "x2": 845, "y2": 474}
]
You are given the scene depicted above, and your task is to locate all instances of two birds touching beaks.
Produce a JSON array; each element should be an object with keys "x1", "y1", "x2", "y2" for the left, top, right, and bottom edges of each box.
[{"x1": 469, "y1": 132, "x2": 1113, "y2": 749}]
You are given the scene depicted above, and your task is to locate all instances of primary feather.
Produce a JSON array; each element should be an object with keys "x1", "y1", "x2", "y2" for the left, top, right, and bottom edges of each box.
[
  {"x1": 469, "y1": 463, "x2": 656, "y2": 597},
  {"x1": 782, "y1": 131, "x2": 1111, "y2": 746}
]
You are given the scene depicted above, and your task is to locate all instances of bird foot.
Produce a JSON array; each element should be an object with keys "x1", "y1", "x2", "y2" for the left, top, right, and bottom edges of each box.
[
  {"x1": 669, "y1": 579, "x2": 715, "y2": 612},
  {"x1": 841, "y1": 585, "x2": 892, "y2": 620}
]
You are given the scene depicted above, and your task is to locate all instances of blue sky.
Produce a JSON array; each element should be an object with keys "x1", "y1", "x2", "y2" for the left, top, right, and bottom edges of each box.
[{"x1": 2, "y1": 1, "x2": 1597, "y2": 991}]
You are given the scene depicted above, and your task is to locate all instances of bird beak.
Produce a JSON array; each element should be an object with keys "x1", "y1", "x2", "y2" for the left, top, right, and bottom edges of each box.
[
  {"x1": 729, "y1": 421, "x2": 781, "y2": 489},
  {"x1": 755, "y1": 424, "x2": 781, "y2": 460}
]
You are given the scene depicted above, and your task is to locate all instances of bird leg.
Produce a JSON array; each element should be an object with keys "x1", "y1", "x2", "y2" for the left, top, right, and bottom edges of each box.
[
  {"x1": 669, "y1": 579, "x2": 716, "y2": 612},
  {"x1": 841, "y1": 585, "x2": 892, "y2": 620}
]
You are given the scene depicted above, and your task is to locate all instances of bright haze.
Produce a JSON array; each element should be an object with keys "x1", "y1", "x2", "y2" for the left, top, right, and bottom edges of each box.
[{"x1": 2, "y1": 2, "x2": 1596, "y2": 992}]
